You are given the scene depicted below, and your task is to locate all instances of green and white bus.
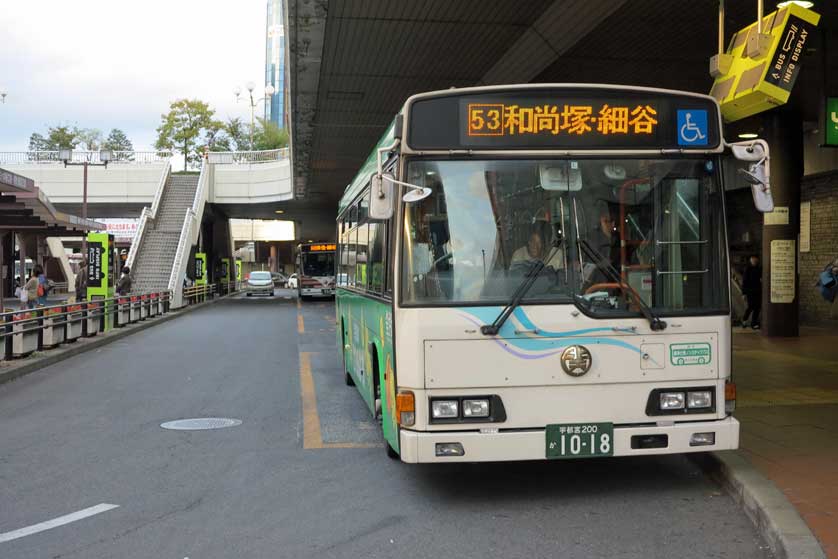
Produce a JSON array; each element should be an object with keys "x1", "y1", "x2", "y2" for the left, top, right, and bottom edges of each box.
[{"x1": 336, "y1": 84, "x2": 773, "y2": 463}]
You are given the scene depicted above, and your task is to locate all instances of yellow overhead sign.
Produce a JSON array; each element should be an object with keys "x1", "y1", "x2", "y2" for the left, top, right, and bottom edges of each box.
[{"x1": 710, "y1": 4, "x2": 820, "y2": 122}]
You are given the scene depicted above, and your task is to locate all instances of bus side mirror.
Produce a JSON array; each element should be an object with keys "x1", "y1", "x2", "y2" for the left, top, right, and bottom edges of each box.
[
  {"x1": 369, "y1": 173, "x2": 394, "y2": 220},
  {"x1": 730, "y1": 139, "x2": 773, "y2": 213}
]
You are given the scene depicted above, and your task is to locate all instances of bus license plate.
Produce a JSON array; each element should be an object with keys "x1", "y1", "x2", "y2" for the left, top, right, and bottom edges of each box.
[{"x1": 546, "y1": 423, "x2": 613, "y2": 459}]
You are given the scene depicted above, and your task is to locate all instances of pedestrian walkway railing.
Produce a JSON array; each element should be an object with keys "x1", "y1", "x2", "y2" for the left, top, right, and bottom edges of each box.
[
  {"x1": 1, "y1": 291, "x2": 171, "y2": 361},
  {"x1": 206, "y1": 148, "x2": 289, "y2": 164},
  {"x1": 0, "y1": 151, "x2": 173, "y2": 165},
  {"x1": 182, "y1": 284, "x2": 214, "y2": 306}
]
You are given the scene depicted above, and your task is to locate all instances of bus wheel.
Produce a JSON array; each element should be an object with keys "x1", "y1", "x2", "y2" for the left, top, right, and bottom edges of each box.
[
  {"x1": 386, "y1": 442, "x2": 400, "y2": 460},
  {"x1": 344, "y1": 370, "x2": 355, "y2": 386}
]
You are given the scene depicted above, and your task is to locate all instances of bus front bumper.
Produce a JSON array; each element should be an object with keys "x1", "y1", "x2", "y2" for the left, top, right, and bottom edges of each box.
[
  {"x1": 398, "y1": 417, "x2": 739, "y2": 463},
  {"x1": 301, "y1": 287, "x2": 334, "y2": 297}
]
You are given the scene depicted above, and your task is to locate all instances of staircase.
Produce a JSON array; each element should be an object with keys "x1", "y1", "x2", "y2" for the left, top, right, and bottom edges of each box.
[{"x1": 132, "y1": 174, "x2": 200, "y2": 293}]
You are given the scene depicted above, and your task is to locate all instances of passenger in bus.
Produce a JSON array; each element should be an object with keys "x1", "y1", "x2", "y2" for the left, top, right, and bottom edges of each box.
[
  {"x1": 586, "y1": 207, "x2": 621, "y2": 286},
  {"x1": 510, "y1": 225, "x2": 564, "y2": 270}
]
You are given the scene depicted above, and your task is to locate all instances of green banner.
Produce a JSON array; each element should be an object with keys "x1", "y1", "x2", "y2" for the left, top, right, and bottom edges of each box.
[
  {"x1": 195, "y1": 253, "x2": 207, "y2": 286},
  {"x1": 826, "y1": 98, "x2": 838, "y2": 146}
]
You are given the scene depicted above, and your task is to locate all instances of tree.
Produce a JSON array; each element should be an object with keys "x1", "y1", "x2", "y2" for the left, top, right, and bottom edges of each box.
[
  {"x1": 28, "y1": 132, "x2": 51, "y2": 151},
  {"x1": 224, "y1": 117, "x2": 249, "y2": 152},
  {"x1": 202, "y1": 120, "x2": 231, "y2": 153},
  {"x1": 103, "y1": 129, "x2": 134, "y2": 160},
  {"x1": 46, "y1": 125, "x2": 79, "y2": 150},
  {"x1": 155, "y1": 99, "x2": 216, "y2": 169},
  {"x1": 75, "y1": 127, "x2": 103, "y2": 151},
  {"x1": 252, "y1": 118, "x2": 289, "y2": 150}
]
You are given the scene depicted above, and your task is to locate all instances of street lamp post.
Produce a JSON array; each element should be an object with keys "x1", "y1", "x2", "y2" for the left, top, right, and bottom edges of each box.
[
  {"x1": 61, "y1": 149, "x2": 111, "y2": 255},
  {"x1": 234, "y1": 83, "x2": 275, "y2": 150}
]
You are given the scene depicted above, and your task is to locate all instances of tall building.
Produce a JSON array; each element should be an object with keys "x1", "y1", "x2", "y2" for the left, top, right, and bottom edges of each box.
[{"x1": 265, "y1": 0, "x2": 286, "y2": 128}]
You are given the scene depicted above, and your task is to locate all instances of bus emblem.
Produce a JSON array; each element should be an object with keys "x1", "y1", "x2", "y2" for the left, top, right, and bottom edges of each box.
[{"x1": 560, "y1": 345, "x2": 592, "y2": 377}]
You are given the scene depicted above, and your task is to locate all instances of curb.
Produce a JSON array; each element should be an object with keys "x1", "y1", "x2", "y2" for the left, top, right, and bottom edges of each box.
[
  {"x1": 695, "y1": 451, "x2": 826, "y2": 559},
  {"x1": 0, "y1": 295, "x2": 234, "y2": 387}
]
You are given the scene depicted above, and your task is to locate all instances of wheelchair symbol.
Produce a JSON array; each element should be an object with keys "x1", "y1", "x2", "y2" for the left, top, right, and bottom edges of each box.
[{"x1": 679, "y1": 113, "x2": 706, "y2": 143}]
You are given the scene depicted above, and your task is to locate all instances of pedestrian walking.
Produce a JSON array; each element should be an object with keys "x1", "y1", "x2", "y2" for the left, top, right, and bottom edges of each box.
[
  {"x1": 75, "y1": 258, "x2": 88, "y2": 302},
  {"x1": 116, "y1": 266, "x2": 132, "y2": 295},
  {"x1": 36, "y1": 266, "x2": 48, "y2": 306},
  {"x1": 23, "y1": 268, "x2": 40, "y2": 310},
  {"x1": 741, "y1": 254, "x2": 762, "y2": 329}
]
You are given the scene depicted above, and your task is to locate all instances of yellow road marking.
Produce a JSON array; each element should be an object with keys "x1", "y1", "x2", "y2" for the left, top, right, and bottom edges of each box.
[
  {"x1": 299, "y1": 351, "x2": 380, "y2": 450},
  {"x1": 299, "y1": 352, "x2": 323, "y2": 448},
  {"x1": 297, "y1": 314, "x2": 305, "y2": 334}
]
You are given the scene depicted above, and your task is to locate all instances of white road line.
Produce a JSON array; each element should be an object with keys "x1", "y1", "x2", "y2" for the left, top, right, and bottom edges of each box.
[{"x1": 0, "y1": 503, "x2": 119, "y2": 544}]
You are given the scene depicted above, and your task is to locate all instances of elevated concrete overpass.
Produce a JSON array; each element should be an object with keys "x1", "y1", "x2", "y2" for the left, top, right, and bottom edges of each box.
[{"x1": 0, "y1": 149, "x2": 333, "y2": 241}]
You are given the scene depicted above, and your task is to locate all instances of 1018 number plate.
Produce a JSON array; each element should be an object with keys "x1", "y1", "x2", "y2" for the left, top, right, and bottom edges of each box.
[{"x1": 546, "y1": 423, "x2": 613, "y2": 459}]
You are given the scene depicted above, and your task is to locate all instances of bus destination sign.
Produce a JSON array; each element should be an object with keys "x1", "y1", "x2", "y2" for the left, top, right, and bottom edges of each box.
[
  {"x1": 467, "y1": 102, "x2": 659, "y2": 138},
  {"x1": 406, "y1": 88, "x2": 721, "y2": 151},
  {"x1": 304, "y1": 243, "x2": 336, "y2": 252}
]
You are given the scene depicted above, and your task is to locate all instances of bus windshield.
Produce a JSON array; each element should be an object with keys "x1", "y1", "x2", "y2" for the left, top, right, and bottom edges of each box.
[
  {"x1": 302, "y1": 252, "x2": 335, "y2": 277},
  {"x1": 401, "y1": 158, "x2": 728, "y2": 316}
]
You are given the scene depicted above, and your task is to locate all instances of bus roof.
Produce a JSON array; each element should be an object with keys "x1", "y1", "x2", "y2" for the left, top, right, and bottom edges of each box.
[
  {"x1": 338, "y1": 119, "x2": 397, "y2": 215},
  {"x1": 337, "y1": 84, "x2": 724, "y2": 216}
]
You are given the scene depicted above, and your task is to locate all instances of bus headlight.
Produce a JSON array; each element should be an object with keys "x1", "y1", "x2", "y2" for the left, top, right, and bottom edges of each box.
[
  {"x1": 431, "y1": 400, "x2": 459, "y2": 419},
  {"x1": 462, "y1": 399, "x2": 490, "y2": 418},
  {"x1": 659, "y1": 392, "x2": 685, "y2": 410},
  {"x1": 687, "y1": 390, "x2": 713, "y2": 409}
]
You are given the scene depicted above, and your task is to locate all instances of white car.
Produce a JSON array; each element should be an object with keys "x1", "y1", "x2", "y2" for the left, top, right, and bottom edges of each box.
[
  {"x1": 246, "y1": 271, "x2": 275, "y2": 297},
  {"x1": 287, "y1": 273, "x2": 298, "y2": 289}
]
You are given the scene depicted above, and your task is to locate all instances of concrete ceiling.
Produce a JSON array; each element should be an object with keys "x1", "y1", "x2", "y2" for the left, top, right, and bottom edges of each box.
[{"x1": 287, "y1": 0, "x2": 838, "y2": 235}]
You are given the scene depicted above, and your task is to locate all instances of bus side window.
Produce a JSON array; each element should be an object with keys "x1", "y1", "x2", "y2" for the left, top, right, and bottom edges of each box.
[
  {"x1": 357, "y1": 222, "x2": 369, "y2": 291},
  {"x1": 369, "y1": 220, "x2": 385, "y2": 294},
  {"x1": 338, "y1": 217, "x2": 347, "y2": 286}
]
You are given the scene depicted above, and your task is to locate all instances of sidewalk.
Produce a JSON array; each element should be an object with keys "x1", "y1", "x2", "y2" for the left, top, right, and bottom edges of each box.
[{"x1": 733, "y1": 326, "x2": 838, "y2": 558}]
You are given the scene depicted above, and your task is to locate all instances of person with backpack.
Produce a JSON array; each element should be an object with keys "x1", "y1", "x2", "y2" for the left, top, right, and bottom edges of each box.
[
  {"x1": 116, "y1": 266, "x2": 132, "y2": 296},
  {"x1": 22, "y1": 268, "x2": 40, "y2": 309},
  {"x1": 36, "y1": 266, "x2": 48, "y2": 306}
]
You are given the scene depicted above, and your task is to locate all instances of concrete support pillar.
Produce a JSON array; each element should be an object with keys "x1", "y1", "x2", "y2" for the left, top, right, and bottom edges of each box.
[
  {"x1": 17, "y1": 233, "x2": 27, "y2": 280},
  {"x1": 270, "y1": 245, "x2": 278, "y2": 273},
  {"x1": 761, "y1": 110, "x2": 803, "y2": 337},
  {"x1": 1, "y1": 232, "x2": 13, "y2": 306}
]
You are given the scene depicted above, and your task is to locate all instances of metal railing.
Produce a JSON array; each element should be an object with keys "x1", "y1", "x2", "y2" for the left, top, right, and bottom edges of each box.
[
  {"x1": 0, "y1": 151, "x2": 173, "y2": 165},
  {"x1": 168, "y1": 209, "x2": 196, "y2": 308},
  {"x1": 1, "y1": 283, "x2": 238, "y2": 362},
  {"x1": 2, "y1": 291, "x2": 171, "y2": 361},
  {"x1": 182, "y1": 283, "x2": 216, "y2": 306},
  {"x1": 206, "y1": 148, "x2": 289, "y2": 164}
]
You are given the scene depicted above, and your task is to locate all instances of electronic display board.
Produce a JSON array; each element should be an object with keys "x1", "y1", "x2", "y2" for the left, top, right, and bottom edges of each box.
[
  {"x1": 302, "y1": 244, "x2": 336, "y2": 252},
  {"x1": 406, "y1": 88, "x2": 721, "y2": 151}
]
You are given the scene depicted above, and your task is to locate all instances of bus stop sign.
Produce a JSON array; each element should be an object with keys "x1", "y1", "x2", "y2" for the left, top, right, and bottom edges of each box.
[{"x1": 826, "y1": 98, "x2": 838, "y2": 147}]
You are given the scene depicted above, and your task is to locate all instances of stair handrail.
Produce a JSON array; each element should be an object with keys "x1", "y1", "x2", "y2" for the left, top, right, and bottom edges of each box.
[
  {"x1": 168, "y1": 208, "x2": 197, "y2": 308},
  {"x1": 149, "y1": 160, "x2": 171, "y2": 219},
  {"x1": 188, "y1": 160, "x2": 210, "y2": 248},
  {"x1": 126, "y1": 161, "x2": 171, "y2": 270}
]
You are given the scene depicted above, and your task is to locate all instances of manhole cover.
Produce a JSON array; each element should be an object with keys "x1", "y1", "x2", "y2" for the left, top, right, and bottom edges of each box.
[{"x1": 160, "y1": 418, "x2": 242, "y2": 431}]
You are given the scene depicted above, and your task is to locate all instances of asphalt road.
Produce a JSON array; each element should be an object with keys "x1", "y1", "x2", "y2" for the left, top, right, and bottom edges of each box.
[{"x1": 0, "y1": 289, "x2": 771, "y2": 558}]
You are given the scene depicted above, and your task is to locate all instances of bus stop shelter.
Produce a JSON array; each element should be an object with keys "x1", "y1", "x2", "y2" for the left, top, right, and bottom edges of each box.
[{"x1": 0, "y1": 168, "x2": 104, "y2": 309}]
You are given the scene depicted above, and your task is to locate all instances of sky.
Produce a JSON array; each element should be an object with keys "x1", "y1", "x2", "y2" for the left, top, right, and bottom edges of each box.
[{"x1": 0, "y1": 0, "x2": 267, "y2": 153}]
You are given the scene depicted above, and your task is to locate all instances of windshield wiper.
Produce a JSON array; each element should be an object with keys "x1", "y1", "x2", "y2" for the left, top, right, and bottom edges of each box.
[
  {"x1": 481, "y1": 245, "x2": 561, "y2": 336},
  {"x1": 577, "y1": 239, "x2": 667, "y2": 331}
]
